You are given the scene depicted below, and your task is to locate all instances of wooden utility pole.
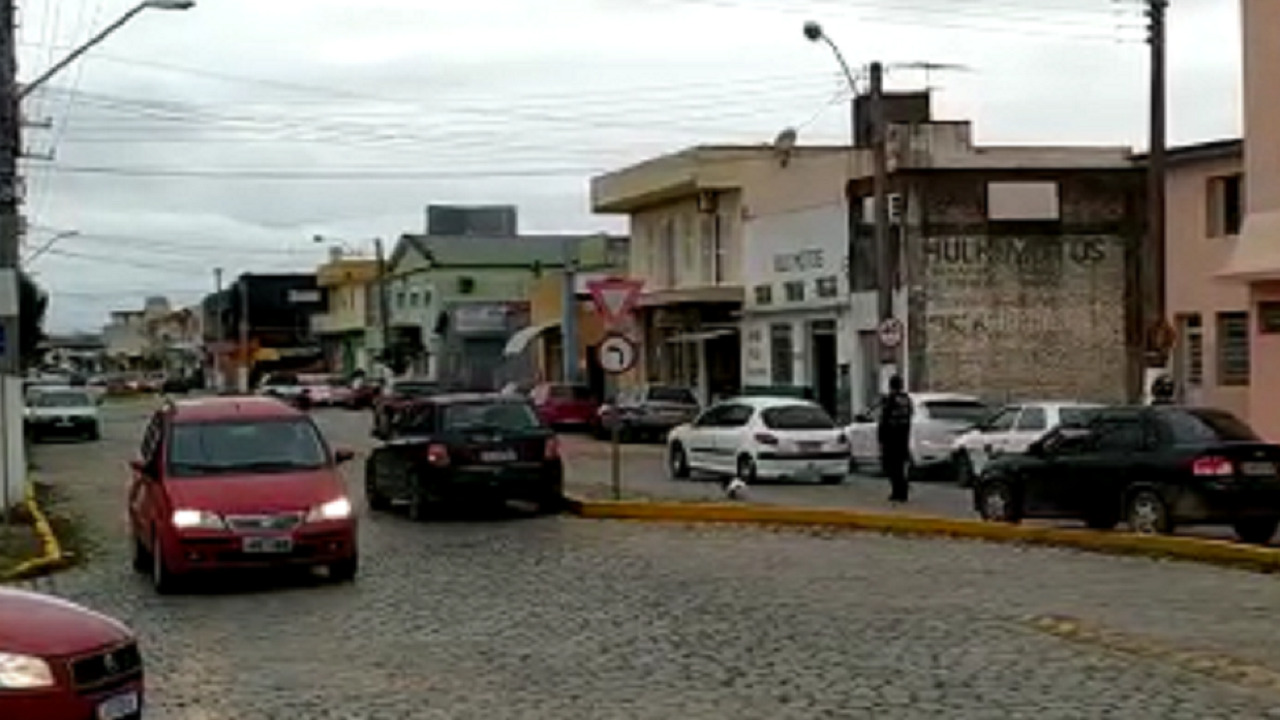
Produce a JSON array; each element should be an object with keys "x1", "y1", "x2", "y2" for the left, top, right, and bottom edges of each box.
[
  {"x1": 869, "y1": 61, "x2": 898, "y2": 378},
  {"x1": 0, "y1": 0, "x2": 21, "y2": 373},
  {"x1": 1144, "y1": 0, "x2": 1170, "y2": 371}
]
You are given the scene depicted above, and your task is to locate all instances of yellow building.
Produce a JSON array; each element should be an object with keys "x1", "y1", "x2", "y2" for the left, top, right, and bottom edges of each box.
[{"x1": 311, "y1": 250, "x2": 380, "y2": 375}]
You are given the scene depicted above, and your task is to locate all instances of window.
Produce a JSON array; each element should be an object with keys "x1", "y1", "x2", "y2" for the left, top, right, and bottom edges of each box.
[
  {"x1": 1216, "y1": 312, "x2": 1250, "y2": 386},
  {"x1": 1058, "y1": 407, "x2": 1098, "y2": 428},
  {"x1": 1176, "y1": 314, "x2": 1203, "y2": 386},
  {"x1": 783, "y1": 281, "x2": 805, "y2": 302},
  {"x1": 441, "y1": 401, "x2": 541, "y2": 431},
  {"x1": 1015, "y1": 406, "x2": 1047, "y2": 431},
  {"x1": 754, "y1": 285, "x2": 773, "y2": 305},
  {"x1": 720, "y1": 405, "x2": 754, "y2": 427},
  {"x1": 32, "y1": 391, "x2": 92, "y2": 408},
  {"x1": 396, "y1": 292, "x2": 407, "y2": 308},
  {"x1": 769, "y1": 324, "x2": 794, "y2": 385},
  {"x1": 982, "y1": 407, "x2": 1019, "y2": 433},
  {"x1": 1161, "y1": 409, "x2": 1259, "y2": 444},
  {"x1": 923, "y1": 400, "x2": 990, "y2": 424},
  {"x1": 409, "y1": 291, "x2": 420, "y2": 307},
  {"x1": 647, "y1": 386, "x2": 697, "y2": 405},
  {"x1": 761, "y1": 404, "x2": 836, "y2": 430},
  {"x1": 167, "y1": 420, "x2": 330, "y2": 476},
  {"x1": 1093, "y1": 419, "x2": 1146, "y2": 453},
  {"x1": 816, "y1": 276, "x2": 839, "y2": 298},
  {"x1": 549, "y1": 384, "x2": 594, "y2": 400},
  {"x1": 1207, "y1": 173, "x2": 1245, "y2": 237}
]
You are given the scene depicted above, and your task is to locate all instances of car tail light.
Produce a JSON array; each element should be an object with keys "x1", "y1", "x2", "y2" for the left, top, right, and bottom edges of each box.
[
  {"x1": 754, "y1": 432, "x2": 779, "y2": 446},
  {"x1": 1192, "y1": 455, "x2": 1234, "y2": 477},
  {"x1": 425, "y1": 443, "x2": 450, "y2": 468},
  {"x1": 545, "y1": 437, "x2": 560, "y2": 460}
]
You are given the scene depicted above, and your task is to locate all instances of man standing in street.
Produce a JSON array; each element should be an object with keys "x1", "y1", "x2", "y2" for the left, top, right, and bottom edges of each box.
[{"x1": 878, "y1": 375, "x2": 914, "y2": 503}]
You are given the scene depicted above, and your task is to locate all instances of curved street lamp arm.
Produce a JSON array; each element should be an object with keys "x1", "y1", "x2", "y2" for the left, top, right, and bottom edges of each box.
[{"x1": 19, "y1": 3, "x2": 152, "y2": 101}]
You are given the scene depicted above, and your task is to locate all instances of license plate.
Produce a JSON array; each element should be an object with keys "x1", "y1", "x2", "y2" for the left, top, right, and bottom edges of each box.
[
  {"x1": 97, "y1": 691, "x2": 140, "y2": 720},
  {"x1": 798, "y1": 442, "x2": 821, "y2": 452},
  {"x1": 242, "y1": 536, "x2": 293, "y2": 554},
  {"x1": 1241, "y1": 461, "x2": 1277, "y2": 476},
  {"x1": 480, "y1": 450, "x2": 517, "y2": 463}
]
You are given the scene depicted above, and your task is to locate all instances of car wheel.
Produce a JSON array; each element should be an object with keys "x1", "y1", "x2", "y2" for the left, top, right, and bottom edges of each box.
[
  {"x1": 131, "y1": 535, "x2": 149, "y2": 574},
  {"x1": 954, "y1": 452, "x2": 975, "y2": 487},
  {"x1": 736, "y1": 455, "x2": 758, "y2": 483},
  {"x1": 329, "y1": 555, "x2": 359, "y2": 582},
  {"x1": 668, "y1": 443, "x2": 690, "y2": 480},
  {"x1": 364, "y1": 457, "x2": 391, "y2": 512},
  {"x1": 151, "y1": 531, "x2": 181, "y2": 595},
  {"x1": 1126, "y1": 489, "x2": 1172, "y2": 535},
  {"x1": 977, "y1": 480, "x2": 1021, "y2": 523},
  {"x1": 1233, "y1": 517, "x2": 1280, "y2": 545}
]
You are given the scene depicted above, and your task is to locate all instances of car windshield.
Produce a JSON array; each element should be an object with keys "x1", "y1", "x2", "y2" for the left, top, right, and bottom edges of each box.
[
  {"x1": 442, "y1": 402, "x2": 542, "y2": 432},
  {"x1": 1058, "y1": 407, "x2": 1100, "y2": 428},
  {"x1": 395, "y1": 382, "x2": 440, "y2": 397},
  {"x1": 648, "y1": 386, "x2": 697, "y2": 404},
  {"x1": 167, "y1": 419, "x2": 330, "y2": 476},
  {"x1": 1164, "y1": 409, "x2": 1261, "y2": 444},
  {"x1": 549, "y1": 384, "x2": 593, "y2": 400},
  {"x1": 32, "y1": 391, "x2": 92, "y2": 408},
  {"x1": 264, "y1": 374, "x2": 298, "y2": 387},
  {"x1": 761, "y1": 404, "x2": 836, "y2": 430},
  {"x1": 924, "y1": 400, "x2": 990, "y2": 424}
]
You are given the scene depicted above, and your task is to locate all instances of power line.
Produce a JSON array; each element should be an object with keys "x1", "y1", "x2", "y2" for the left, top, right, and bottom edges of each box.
[{"x1": 46, "y1": 164, "x2": 605, "y2": 181}]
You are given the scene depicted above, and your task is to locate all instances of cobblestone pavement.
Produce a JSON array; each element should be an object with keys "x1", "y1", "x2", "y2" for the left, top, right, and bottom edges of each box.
[{"x1": 18, "y1": 402, "x2": 1280, "y2": 718}]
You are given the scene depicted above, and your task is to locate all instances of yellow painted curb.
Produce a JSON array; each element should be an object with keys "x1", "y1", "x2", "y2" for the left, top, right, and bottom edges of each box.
[
  {"x1": 564, "y1": 496, "x2": 1280, "y2": 573},
  {"x1": 3, "y1": 479, "x2": 66, "y2": 581}
]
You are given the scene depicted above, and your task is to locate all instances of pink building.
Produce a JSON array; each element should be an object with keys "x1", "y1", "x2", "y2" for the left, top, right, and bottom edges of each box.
[{"x1": 1217, "y1": 0, "x2": 1280, "y2": 440}]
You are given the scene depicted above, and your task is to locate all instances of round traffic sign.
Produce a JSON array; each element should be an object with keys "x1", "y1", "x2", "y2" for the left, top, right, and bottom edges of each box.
[
  {"x1": 598, "y1": 334, "x2": 638, "y2": 374},
  {"x1": 877, "y1": 318, "x2": 905, "y2": 349}
]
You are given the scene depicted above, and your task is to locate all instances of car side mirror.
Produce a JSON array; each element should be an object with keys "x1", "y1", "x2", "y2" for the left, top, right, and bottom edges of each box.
[{"x1": 334, "y1": 448, "x2": 356, "y2": 465}]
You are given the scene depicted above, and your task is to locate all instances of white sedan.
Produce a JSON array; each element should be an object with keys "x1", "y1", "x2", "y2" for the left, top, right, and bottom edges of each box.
[
  {"x1": 950, "y1": 401, "x2": 1101, "y2": 484},
  {"x1": 666, "y1": 396, "x2": 849, "y2": 484},
  {"x1": 846, "y1": 392, "x2": 991, "y2": 475}
]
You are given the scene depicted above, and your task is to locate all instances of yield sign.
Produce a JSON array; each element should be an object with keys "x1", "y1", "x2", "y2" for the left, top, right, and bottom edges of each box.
[{"x1": 586, "y1": 276, "x2": 644, "y2": 325}]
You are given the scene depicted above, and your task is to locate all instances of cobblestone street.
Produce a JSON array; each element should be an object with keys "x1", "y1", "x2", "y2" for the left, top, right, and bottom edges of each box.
[{"x1": 19, "y1": 401, "x2": 1280, "y2": 718}]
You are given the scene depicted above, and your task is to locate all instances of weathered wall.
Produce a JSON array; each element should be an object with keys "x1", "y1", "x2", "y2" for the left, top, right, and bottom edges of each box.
[{"x1": 910, "y1": 171, "x2": 1142, "y2": 403}]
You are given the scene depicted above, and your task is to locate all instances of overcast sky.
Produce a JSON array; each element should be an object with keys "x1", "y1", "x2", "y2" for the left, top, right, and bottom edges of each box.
[{"x1": 16, "y1": 0, "x2": 1241, "y2": 333}]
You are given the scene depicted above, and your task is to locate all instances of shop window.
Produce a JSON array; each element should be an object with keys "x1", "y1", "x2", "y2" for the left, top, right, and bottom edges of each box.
[
  {"x1": 1216, "y1": 311, "x2": 1250, "y2": 386},
  {"x1": 754, "y1": 285, "x2": 773, "y2": 306}
]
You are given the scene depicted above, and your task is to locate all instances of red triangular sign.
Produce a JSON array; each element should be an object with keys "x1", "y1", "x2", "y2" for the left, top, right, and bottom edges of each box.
[{"x1": 587, "y1": 276, "x2": 644, "y2": 325}]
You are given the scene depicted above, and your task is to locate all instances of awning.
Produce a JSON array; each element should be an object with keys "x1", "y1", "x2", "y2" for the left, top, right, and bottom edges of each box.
[
  {"x1": 503, "y1": 321, "x2": 561, "y2": 357},
  {"x1": 666, "y1": 328, "x2": 737, "y2": 344}
]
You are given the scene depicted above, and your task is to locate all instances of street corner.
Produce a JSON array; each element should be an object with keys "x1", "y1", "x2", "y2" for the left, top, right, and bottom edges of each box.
[{"x1": 1, "y1": 479, "x2": 68, "y2": 582}]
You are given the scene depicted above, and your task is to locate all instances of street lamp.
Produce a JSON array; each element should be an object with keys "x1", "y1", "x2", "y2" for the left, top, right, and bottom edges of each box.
[
  {"x1": 18, "y1": 0, "x2": 196, "y2": 101},
  {"x1": 803, "y1": 21, "x2": 858, "y2": 96}
]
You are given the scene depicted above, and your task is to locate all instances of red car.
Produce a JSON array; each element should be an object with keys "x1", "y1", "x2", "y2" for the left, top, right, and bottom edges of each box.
[
  {"x1": 530, "y1": 383, "x2": 599, "y2": 429},
  {"x1": 127, "y1": 396, "x2": 359, "y2": 594},
  {"x1": 0, "y1": 587, "x2": 143, "y2": 720}
]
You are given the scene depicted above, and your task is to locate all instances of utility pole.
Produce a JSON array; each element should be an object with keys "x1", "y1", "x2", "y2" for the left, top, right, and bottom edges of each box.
[
  {"x1": 374, "y1": 238, "x2": 391, "y2": 380},
  {"x1": 870, "y1": 61, "x2": 898, "y2": 382},
  {"x1": 238, "y1": 276, "x2": 250, "y2": 393},
  {"x1": 213, "y1": 267, "x2": 223, "y2": 391},
  {"x1": 1142, "y1": 0, "x2": 1170, "y2": 397},
  {"x1": 0, "y1": 0, "x2": 23, "y2": 519},
  {"x1": 562, "y1": 238, "x2": 580, "y2": 384}
]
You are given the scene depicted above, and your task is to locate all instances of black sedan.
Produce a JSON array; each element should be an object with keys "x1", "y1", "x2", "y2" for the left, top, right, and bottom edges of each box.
[
  {"x1": 972, "y1": 405, "x2": 1280, "y2": 543},
  {"x1": 364, "y1": 393, "x2": 565, "y2": 519}
]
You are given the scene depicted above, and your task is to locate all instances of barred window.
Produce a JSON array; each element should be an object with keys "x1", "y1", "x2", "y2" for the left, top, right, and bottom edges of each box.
[
  {"x1": 816, "y1": 276, "x2": 839, "y2": 298},
  {"x1": 754, "y1": 285, "x2": 773, "y2": 305},
  {"x1": 783, "y1": 281, "x2": 805, "y2": 302},
  {"x1": 1216, "y1": 312, "x2": 1250, "y2": 386}
]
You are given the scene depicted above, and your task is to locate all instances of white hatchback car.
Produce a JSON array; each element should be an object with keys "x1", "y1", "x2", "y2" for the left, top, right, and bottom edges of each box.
[
  {"x1": 846, "y1": 393, "x2": 991, "y2": 475},
  {"x1": 950, "y1": 401, "x2": 1101, "y2": 484},
  {"x1": 667, "y1": 397, "x2": 849, "y2": 484}
]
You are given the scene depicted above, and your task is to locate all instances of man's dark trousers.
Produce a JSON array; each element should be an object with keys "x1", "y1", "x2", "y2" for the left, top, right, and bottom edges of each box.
[{"x1": 881, "y1": 440, "x2": 910, "y2": 502}]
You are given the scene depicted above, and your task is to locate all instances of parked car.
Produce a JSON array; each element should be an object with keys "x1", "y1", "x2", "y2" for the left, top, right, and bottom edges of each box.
[
  {"x1": 258, "y1": 372, "x2": 304, "y2": 403},
  {"x1": 951, "y1": 401, "x2": 1102, "y2": 485},
  {"x1": 530, "y1": 382, "x2": 598, "y2": 430},
  {"x1": 364, "y1": 393, "x2": 564, "y2": 518},
  {"x1": 846, "y1": 393, "x2": 990, "y2": 477},
  {"x1": 667, "y1": 396, "x2": 848, "y2": 484},
  {"x1": 372, "y1": 378, "x2": 448, "y2": 438},
  {"x1": 25, "y1": 388, "x2": 101, "y2": 442},
  {"x1": 972, "y1": 405, "x2": 1280, "y2": 542},
  {"x1": 0, "y1": 587, "x2": 144, "y2": 720},
  {"x1": 594, "y1": 384, "x2": 700, "y2": 442},
  {"x1": 127, "y1": 396, "x2": 358, "y2": 593},
  {"x1": 298, "y1": 374, "x2": 351, "y2": 407}
]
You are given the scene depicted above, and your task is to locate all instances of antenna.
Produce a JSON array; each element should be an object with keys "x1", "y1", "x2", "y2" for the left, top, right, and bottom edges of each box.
[{"x1": 886, "y1": 61, "x2": 973, "y2": 93}]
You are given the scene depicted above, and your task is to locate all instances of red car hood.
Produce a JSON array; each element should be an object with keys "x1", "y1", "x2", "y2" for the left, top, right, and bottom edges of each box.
[
  {"x1": 165, "y1": 470, "x2": 346, "y2": 514},
  {"x1": 0, "y1": 587, "x2": 132, "y2": 657}
]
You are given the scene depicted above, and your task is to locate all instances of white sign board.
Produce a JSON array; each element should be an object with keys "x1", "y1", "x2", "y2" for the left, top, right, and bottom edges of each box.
[
  {"x1": 598, "y1": 335, "x2": 637, "y2": 374},
  {"x1": 877, "y1": 318, "x2": 904, "y2": 348}
]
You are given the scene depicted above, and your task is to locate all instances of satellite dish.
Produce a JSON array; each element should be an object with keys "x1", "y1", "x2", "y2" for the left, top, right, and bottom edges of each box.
[{"x1": 774, "y1": 127, "x2": 798, "y2": 167}]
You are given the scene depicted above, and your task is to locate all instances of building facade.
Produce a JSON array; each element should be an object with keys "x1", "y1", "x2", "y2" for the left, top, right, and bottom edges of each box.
[
  {"x1": 311, "y1": 249, "x2": 380, "y2": 376},
  {"x1": 203, "y1": 274, "x2": 326, "y2": 390},
  {"x1": 102, "y1": 296, "x2": 171, "y2": 370}
]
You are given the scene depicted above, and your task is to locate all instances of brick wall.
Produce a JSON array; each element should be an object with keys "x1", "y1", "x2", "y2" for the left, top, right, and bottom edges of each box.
[{"x1": 907, "y1": 170, "x2": 1143, "y2": 403}]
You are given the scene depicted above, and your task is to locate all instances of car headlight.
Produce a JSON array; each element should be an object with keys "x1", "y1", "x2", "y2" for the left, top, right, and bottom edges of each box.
[
  {"x1": 171, "y1": 509, "x2": 226, "y2": 530},
  {"x1": 307, "y1": 497, "x2": 352, "y2": 522},
  {"x1": 0, "y1": 652, "x2": 55, "y2": 690}
]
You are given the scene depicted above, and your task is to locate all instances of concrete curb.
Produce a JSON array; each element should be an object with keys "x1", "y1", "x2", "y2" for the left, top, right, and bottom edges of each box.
[
  {"x1": 564, "y1": 496, "x2": 1280, "y2": 573},
  {"x1": 3, "y1": 479, "x2": 67, "y2": 581}
]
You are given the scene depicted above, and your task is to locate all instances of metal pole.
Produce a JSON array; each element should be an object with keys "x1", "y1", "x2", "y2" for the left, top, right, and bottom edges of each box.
[
  {"x1": 374, "y1": 238, "x2": 391, "y2": 377},
  {"x1": 1144, "y1": 0, "x2": 1169, "y2": 371},
  {"x1": 239, "y1": 277, "x2": 250, "y2": 393},
  {"x1": 561, "y1": 239, "x2": 580, "y2": 384},
  {"x1": 213, "y1": 267, "x2": 223, "y2": 391},
  {"x1": 0, "y1": 0, "x2": 22, "y2": 522},
  {"x1": 870, "y1": 62, "x2": 898, "y2": 379}
]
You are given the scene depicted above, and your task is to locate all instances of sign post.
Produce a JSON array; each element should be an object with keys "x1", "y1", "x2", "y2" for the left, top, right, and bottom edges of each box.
[
  {"x1": 587, "y1": 276, "x2": 644, "y2": 500},
  {"x1": 876, "y1": 317, "x2": 904, "y2": 391}
]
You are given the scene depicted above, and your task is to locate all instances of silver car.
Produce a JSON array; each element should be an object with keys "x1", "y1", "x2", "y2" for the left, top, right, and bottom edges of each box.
[{"x1": 846, "y1": 393, "x2": 990, "y2": 476}]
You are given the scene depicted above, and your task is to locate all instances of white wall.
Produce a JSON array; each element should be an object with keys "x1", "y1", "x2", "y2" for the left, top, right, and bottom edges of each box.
[{"x1": 742, "y1": 203, "x2": 848, "y2": 302}]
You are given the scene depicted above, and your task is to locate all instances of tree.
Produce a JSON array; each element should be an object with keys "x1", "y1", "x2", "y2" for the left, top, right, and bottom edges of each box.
[{"x1": 17, "y1": 270, "x2": 47, "y2": 369}]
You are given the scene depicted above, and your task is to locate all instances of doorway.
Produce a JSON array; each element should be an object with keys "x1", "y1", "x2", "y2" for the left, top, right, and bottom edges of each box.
[{"x1": 809, "y1": 320, "x2": 838, "y2": 416}]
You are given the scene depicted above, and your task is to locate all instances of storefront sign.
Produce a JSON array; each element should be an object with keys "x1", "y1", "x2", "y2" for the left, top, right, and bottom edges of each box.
[
  {"x1": 453, "y1": 304, "x2": 511, "y2": 334},
  {"x1": 773, "y1": 249, "x2": 825, "y2": 274}
]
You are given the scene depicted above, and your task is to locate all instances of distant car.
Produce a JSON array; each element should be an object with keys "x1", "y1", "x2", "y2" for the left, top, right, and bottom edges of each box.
[
  {"x1": 594, "y1": 384, "x2": 701, "y2": 442},
  {"x1": 345, "y1": 378, "x2": 383, "y2": 410},
  {"x1": 972, "y1": 406, "x2": 1280, "y2": 542},
  {"x1": 950, "y1": 401, "x2": 1102, "y2": 485},
  {"x1": 127, "y1": 396, "x2": 358, "y2": 593},
  {"x1": 372, "y1": 378, "x2": 447, "y2": 438},
  {"x1": 258, "y1": 372, "x2": 304, "y2": 403},
  {"x1": 0, "y1": 587, "x2": 144, "y2": 720},
  {"x1": 297, "y1": 374, "x2": 350, "y2": 407},
  {"x1": 364, "y1": 393, "x2": 564, "y2": 518},
  {"x1": 25, "y1": 388, "x2": 101, "y2": 442},
  {"x1": 530, "y1": 382, "x2": 598, "y2": 429},
  {"x1": 846, "y1": 392, "x2": 990, "y2": 477},
  {"x1": 667, "y1": 396, "x2": 848, "y2": 484}
]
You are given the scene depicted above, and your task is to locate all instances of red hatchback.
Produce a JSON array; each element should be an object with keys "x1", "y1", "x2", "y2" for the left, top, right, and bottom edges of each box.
[
  {"x1": 530, "y1": 383, "x2": 598, "y2": 429},
  {"x1": 127, "y1": 396, "x2": 359, "y2": 594},
  {"x1": 0, "y1": 587, "x2": 143, "y2": 720}
]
